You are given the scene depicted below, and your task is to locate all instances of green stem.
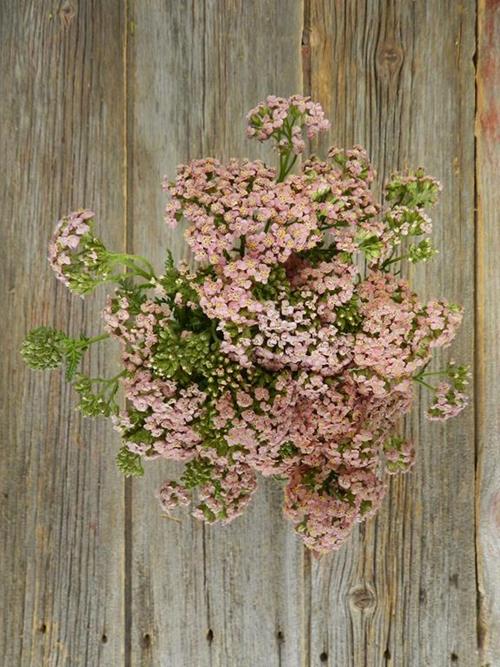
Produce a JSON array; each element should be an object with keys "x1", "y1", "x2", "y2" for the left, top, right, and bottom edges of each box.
[
  {"x1": 278, "y1": 149, "x2": 298, "y2": 182},
  {"x1": 127, "y1": 254, "x2": 156, "y2": 275},
  {"x1": 381, "y1": 254, "x2": 408, "y2": 269},
  {"x1": 109, "y1": 252, "x2": 156, "y2": 279},
  {"x1": 210, "y1": 319, "x2": 220, "y2": 344},
  {"x1": 380, "y1": 248, "x2": 395, "y2": 267},
  {"x1": 418, "y1": 370, "x2": 448, "y2": 378},
  {"x1": 87, "y1": 370, "x2": 127, "y2": 384},
  {"x1": 413, "y1": 376, "x2": 436, "y2": 391},
  {"x1": 286, "y1": 154, "x2": 298, "y2": 176},
  {"x1": 276, "y1": 118, "x2": 298, "y2": 182},
  {"x1": 83, "y1": 333, "x2": 109, "y2": 347},
  {"x1": 120, "y1": 260, "x2": 153, "y2": 281},
  {"x1": 277, "y1": 152, "x2": 289, "y2": 182}
]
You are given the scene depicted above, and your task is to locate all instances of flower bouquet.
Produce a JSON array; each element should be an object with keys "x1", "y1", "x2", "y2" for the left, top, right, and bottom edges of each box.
[{"x1": 22, "y1": 95, "x2": 469, "y2": 554}]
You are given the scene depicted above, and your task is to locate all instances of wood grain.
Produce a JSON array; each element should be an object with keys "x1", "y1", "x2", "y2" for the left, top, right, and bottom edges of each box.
[
  {"x1": 0, "y1": 2, "x2": 126, "y2": 665},
  {"x1": 2, "y1": 1, "x2": 498, "y2": 666},
  {"x1": 476, "y1": 0, "x2": 500, "y2": 664},
  {"x1": 126, "y1": 2, "x2": 306, "y2": 665},
  {"x1": 307, "y1": 1, "x2": 477, "y2": 665}
]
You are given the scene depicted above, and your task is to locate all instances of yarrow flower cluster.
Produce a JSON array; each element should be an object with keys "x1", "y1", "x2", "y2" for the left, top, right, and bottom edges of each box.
[
  {"x1": 22, "y1": 95, "x2": 469, "y2": 554},
  {"x1": 246, "y1": 94, "x2": 330, "y2": 159}
]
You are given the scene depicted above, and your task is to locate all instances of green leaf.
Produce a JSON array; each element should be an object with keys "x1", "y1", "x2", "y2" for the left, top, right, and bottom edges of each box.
[
  {"x1": 279, "y1": 442, "x2": 299, "y2": 459},
  {"x1": 355, "y1": 231, "x2": 384, "y2": 260},
  {"x1": 125, "y1": 428, "x2": 154, "y2": 445},
  {"x1": 181, "y1": 458, "x2": 213, "y2": 489},
  {"x1": 73, "y1": 373, "x2": 119, "y2": 417},
  {"x1": 116, "y1": 446, "x2": 144, "y2": 477},
  {"x1": 63, "y1": 340, "x2": 86, "y2": 381}
]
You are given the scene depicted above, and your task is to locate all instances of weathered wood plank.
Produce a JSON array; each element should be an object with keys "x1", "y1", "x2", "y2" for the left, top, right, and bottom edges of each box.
[
  {"x1": 307, "y1": 1, "x2": 477, "y2": 665},
  {"x1": 477, "y1": 0, "x2": 500, "y2": 663},
  {"x1": 1, "y1": 2, "x2": 488, "y2": 666},
  {"x1": 126, "y1": 1, "x2": 305, "y2": 665},
  {"x1": 0, "y1": 2, "x2": 126, "y2": 665}
]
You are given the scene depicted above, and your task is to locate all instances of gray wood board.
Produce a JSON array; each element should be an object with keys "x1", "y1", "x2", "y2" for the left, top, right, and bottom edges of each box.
[
  {"x1": 1, "y1": 1, "x2": 496, "y2": 666},
  {"x1": 126, "y1": 2, "x2": 305, "y2": 666},
  {"x1": 0, "y1": 2, "x2": 126, "y2": 666},
  {"x1": 476, "y1": 0, "x2": 500, "y2": 664},
  {"x1": 307, "y1": 1, "x2": 477, "y2": 665}
]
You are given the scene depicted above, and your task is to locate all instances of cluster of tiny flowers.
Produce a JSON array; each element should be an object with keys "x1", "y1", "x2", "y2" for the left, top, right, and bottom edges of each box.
[
  {"x1": 25, "y1": 95, "x2": 469, "y2": 555},
  {"x1": 246, "y1": 94, "x2": 330, "y2": 154},
  {"x1": 48, "y1": 209, "x2": 105, "y2": 294},
  {"x1": 426, "y1": 362, "x2": 470, "y2": 421}
]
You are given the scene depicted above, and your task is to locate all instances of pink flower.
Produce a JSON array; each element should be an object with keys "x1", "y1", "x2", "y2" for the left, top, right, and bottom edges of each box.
[
  {"x1": 246, "y1": 95, "x2": 330, "y2": 153},
  {"x1": 53, "y1": 97, "x2": 466, "y2": 556},
  {"x1": 48, "y1": 209, "x2": 96, "y2": 287},
  {"x1": 427, "y1": 382, "x2": 468, "y2": 421}
]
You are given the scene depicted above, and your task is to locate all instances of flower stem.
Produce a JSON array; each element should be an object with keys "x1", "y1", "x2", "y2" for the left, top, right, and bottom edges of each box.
[
  {"x1": 277, "y1": 152, "x2": 289, "y2": 182},
  {"x1": 210, "y1": 320, "x2": 220, "y2": 343},
  {"x1": 109, "y1": 252, "x2": 156, "y2": 279},
  {"x1": 84, "y1": 333, "x2": 109, "y2": 347},
  {"x1": 413, "y1": 376, "x2": 436, "y2": 391},
  {"x1": 418, "y1": 370, "x2": 448, "y2": 378},
  {"x1": 87, "y1": 370, "x2": 126, "y2": 384},
  {"x1": 381, "y1": 254, "x2": 408, "y2": 270}
]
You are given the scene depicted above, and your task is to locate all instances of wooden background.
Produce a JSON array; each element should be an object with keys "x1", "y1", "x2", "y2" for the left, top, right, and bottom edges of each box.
[{"x1": 1, "y1": 1, "x2": 498, "y2": 665}]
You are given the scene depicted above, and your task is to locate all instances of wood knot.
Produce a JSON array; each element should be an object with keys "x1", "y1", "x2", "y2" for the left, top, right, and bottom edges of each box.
[
  {"x1": 349, "y1": 584, "x2": 376, "y2": 611},
  {"x1": 376, "y1": 41, "x2": 404, "y2": 78},
  {"x1": 59, "y1": 1, "x2": 76, "y2": 28}
]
